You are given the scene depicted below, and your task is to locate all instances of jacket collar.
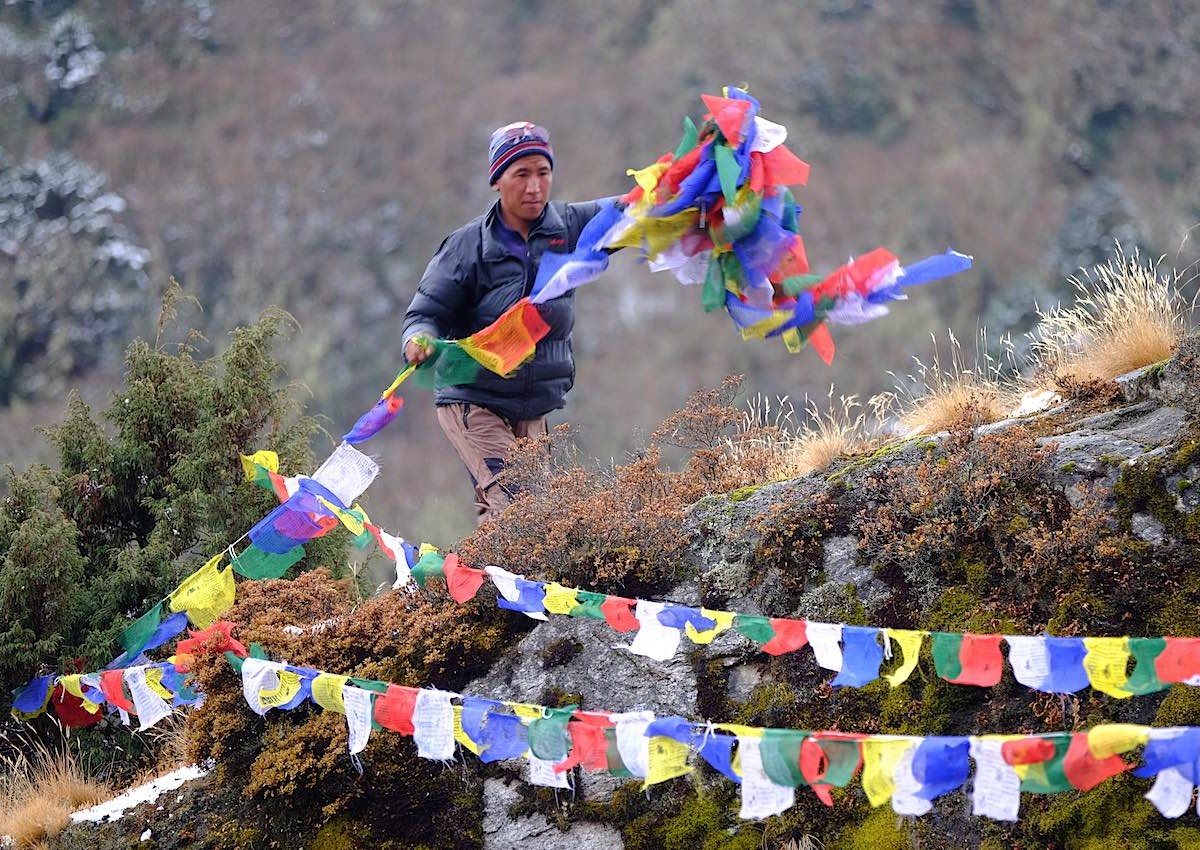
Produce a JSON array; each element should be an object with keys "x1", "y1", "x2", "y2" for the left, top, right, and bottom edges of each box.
[{"x1": 481, "y1": 199, "x2": 565, "y2": 260}]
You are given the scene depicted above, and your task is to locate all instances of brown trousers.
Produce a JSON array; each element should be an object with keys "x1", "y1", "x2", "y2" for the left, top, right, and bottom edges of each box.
[{"x1": 435, "y1": 403, "x2": 547, "y2": 523}]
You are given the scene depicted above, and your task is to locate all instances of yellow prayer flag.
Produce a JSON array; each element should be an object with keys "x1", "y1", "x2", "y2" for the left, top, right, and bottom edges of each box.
[
  {"x1": 259, "y1": 670, "x2": 302, "y2": 709},
  {"x1": 1082, "y1": 637, "x2": 1134, "y2": 699},
  {"x1": 684, "y1": 609, "x2": 736, "y2": 645},
  {"x1": 644, "y1": 736, "x2": 693, "y2": 789},
  {"x1": 541, "y1": 583, "x2": 580, "y2": 616},
  {"x1": 508, "y1": 702, "x2": 544, "y2": 721},
  {"x1": 626, "y1": 161, "x2": 670, "y2": 196},
  {"x1": 1088, "y1": 724, "x2": 1149, "y2": 758},
  {"x1": 59, "y1": 674, "x2": 86, "y2": 701},
  {"x1": 738, "y1": 309, "x2": 793, "y2": 341},
  {"x1": 883, "y1": 629, "x2": 927, "y2": 687},
  {"x1": 714, "y1": 723, "x2": 763, "y2": 739},
  {"x1": 860, "y1": 739, "x2": 914, "y2": 808},
  {"x1": 609, "y1": 210, "x2": 697, "y2": 257},
  {"x1": 239, "y1": 450, "x2": 279, "y2": 481},
  {"x1": 145, "y1": 667, "x2": 174, "y2": 701},
  {"x1": 418, "y1": 542, "x2": 440, "y2": 558},
  {"x1": 316, "y1": 496, "x2": 366, "y2": 537},
  {"x1": 311, "y1": 674, "x2": 349, "y2": 714},
  {"x1": 453, "y1": 706, "x2": 483, "y2": 756},
  {"x1": 781, "y1": 327, "x2": 802, "y2": 354},
  {"x1": 168, "y1": 555, "x2": 236, "y2": 629}
]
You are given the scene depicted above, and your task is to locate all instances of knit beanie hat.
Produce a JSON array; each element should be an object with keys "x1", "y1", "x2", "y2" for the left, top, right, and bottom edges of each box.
[{"x1": 488, "y1": 121, "x2": 554, "y2": 185}]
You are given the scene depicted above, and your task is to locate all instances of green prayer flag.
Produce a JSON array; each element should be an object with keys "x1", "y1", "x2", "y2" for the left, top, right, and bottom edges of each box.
[
  {"x1": 569, "y1": 590, "x2": 608, "y2": 620},
  {"x1": 672, "y1": 116, "x2": 698, "y2": 161},
  {"x1": 714, "y1": 143, "x2": 741, "y2": 205},
  {"x1": 349, "y1": 677, "x2": 389, "y2": 694},
  {"x1": 248, "y1": 642, "x2": 269, "y2": 660},
  {"x1": 411, "y1": 551, "x2": 446, "y2": 588},
  {"x1": 119, "y1": 602, "x2": 162, "y2": 658},
  {"x1": 528, "y1": 705, "x2": 576, "y2": 762},
  {"x1": 734, "y1": 614, "x2": 776, "y2": 645},
  {"x1": 224, "y1": 650, "x2": 246, "y2": 673},
  {"x1": 436, "y1": 344, "x2": 483, "y2": 388},
  {"x1": 702, "y1": 254, "x2": 726, "y2": 313},
  {"x1": 230, "y1": 544, "x2": 305, "y2": 580},
  {"x1": 780, "y1": 274, "x2": 823, "y2": 297},
  {"x1": 1018, "y1": 735, "x2": 1072, "y2": 794},
  {"x1": 817, "y1": 738, "x2": 862, "y2": 788},
  {"x1": 1125, "y1": 637, "x2": 1169, "y2": 695},
  {"x1": 250, "y1": 464, "x2": 275, "y2": 491},
  {"x1": 605, "y1": 728, "x2": 633, "y2": 778},
  {"x1": 930, "y1": 632, "x2": 964, "y2": 682},
  {"x1": 761, "y1": 729, "x2": 807, "y2": 787}
]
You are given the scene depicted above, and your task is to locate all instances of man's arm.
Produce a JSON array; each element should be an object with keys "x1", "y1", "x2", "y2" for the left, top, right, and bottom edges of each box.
[{"x1": 401, "y1": 229, "x2": 474, "y2": 364}]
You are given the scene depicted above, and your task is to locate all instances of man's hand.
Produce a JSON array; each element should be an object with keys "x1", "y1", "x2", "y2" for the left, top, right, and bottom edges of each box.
[{"x1": 404, "y1": 335, "x2": 433, "y2": 365}]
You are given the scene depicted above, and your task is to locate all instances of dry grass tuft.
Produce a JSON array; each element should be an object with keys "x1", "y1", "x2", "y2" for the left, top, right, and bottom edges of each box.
[
  {"x1": 877, "y1": 330, "x2": 1015, "y2": 436},
  {"x1": 0, "y1": 730, "x2": 110, "y2": 848},
  {"x1": 1029, "y1": 247, "x2": 1190, "y2": 386},
  {"x1": 729, "y1": 388, "x2": 878, "y2": 482}
]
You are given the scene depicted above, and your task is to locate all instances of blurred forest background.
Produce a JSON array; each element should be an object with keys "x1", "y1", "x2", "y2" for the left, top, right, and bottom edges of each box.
[{"x1": 2, "y1": 0, "x2": 1199, "y2": 545}]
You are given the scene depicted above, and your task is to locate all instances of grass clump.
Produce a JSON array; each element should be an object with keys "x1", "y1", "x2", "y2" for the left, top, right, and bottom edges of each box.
[
  {"x1": 0, "y1": 729, "x2": 110, "y2": 848},
  {"x1": 1029, "y1": 247, "x2": 1190, "y2": 386},
  {"x1": 728, "y1": 388, "x2": 879, "y2": 484},
  {"x1": 876, "y1": 329, "x2": 1016, "y2": 436}
]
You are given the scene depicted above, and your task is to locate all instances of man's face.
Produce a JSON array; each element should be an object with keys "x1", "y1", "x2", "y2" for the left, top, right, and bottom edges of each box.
[{"x1": 493, "y1": 154, "x2": 552, "y2": 227}]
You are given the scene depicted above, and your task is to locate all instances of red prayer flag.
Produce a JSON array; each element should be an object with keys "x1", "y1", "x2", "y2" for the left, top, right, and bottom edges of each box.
[
  {"x1": 762, "y1": 618, "x2": 808, "y2": 656},
  {"x1": 701, "y1": 94, "x2": 753, "y2": 144},
  {"x1": 808, "y1": 324, "x2": 836, "y2": 365},
  {"x1": 1155, "y1": 637, "x2": 1200, "y2": 683},
  {"x1": 100, "y1": 669, "x2": 135, "y2": 712},
  {"x1": 364, "y1": 522, "x2": 397, "y2": 560},
  {"x1": 267, "y1": 470, "x2": 291, "y2": 504},
  {"x1": 374, "y1": 684, "x2": 419, "y2": 735},
  {"x1": 1062, "y1": 732, "x2": 1129, "y2": 791},
  {"x1": 749, "y1": 151, "x2": 766, "y2": 195},
  {"x1": 946, "y1": 633, "x2": 1004, "y2": 687},
  {"x1": 601, "y1": 596, "x2": 639, "y2": 633},
  {"x1": 50, "y1": 685, "x2": 103, "y2": 728},
  {"x1": 769, "y1": 237, "x2": 810, "y2": 282},
  {"x1": 556, "y1": 712, "x2": 615, "y2": 774},
  {"x1": 175, "y1": 621, "x2": 247, "y2": 672},
  {"x1": 761, "y1": 144, "x2": 811, "y2": 187},
  {"x1": 656, "y1": 145, "x2": 704, "y2": 203},
  {"x1": 845, "y1": 248, "x2": 899, "y2": 295},
  {"x1": 443, "y1": 554, "x2": 486, "y2": 603},
  {"x1": 1002, "y1": 736, "x2": 1057, "y2": 766}
]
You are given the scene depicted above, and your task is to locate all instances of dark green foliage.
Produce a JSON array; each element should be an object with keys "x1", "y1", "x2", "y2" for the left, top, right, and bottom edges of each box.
[{"x1": 0, "y1": 289, "x2": 338, "y2": 697}]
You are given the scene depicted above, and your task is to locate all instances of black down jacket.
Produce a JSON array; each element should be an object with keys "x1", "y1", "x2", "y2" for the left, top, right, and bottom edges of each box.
[{"x1": 401, "y1": 198, "x2": 604, "y2": 422}]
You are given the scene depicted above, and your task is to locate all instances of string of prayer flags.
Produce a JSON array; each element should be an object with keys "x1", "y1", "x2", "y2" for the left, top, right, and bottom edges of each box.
[
  {"x1": 229, "y1": 650, "x2": 1200, "y2": 823},
  {"x1": 391, "y1": 547, "x2": 1200, "y2": 701}
]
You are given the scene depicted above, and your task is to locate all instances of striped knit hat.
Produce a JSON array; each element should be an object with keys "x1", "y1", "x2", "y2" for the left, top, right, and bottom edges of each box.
[{"x1": 488, "y1": 121, "x2": 554, "y2": 185}]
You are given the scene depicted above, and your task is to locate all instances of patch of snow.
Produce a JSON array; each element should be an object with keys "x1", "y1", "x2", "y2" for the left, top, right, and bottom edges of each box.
[
  {"x1": 1010, "y1": 388, "x2": 1062, "y2": 418},
  {"x1": 140, "y1": 828, "x2": 152, "y2": 841},
  {"x1": 70, "y1": 765, "x2": 208, "y2": 824}
]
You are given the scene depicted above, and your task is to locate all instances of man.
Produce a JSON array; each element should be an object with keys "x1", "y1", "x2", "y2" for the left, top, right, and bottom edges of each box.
[{"x1": 401, "y1": 122, "x2": 606, "y2": 522}]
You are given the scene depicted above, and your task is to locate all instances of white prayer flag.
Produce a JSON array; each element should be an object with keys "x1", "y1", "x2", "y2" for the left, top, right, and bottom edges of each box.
[{"x1": 626, "y1": 601, "x2": 682, "y2": 662}]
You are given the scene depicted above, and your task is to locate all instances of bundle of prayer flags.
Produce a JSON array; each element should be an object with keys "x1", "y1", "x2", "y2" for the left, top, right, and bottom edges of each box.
[{"x1": 525, "y1": 86, "x2": 973, "y2": 363}]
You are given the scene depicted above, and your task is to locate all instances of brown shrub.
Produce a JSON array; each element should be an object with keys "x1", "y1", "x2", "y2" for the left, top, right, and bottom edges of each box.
[
  {"x1": 457, "y1": 377, "x2": 782, "y2": 595},
  {"x1": 185, "y1": 567, "x2": 523, "y2": 831}
]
